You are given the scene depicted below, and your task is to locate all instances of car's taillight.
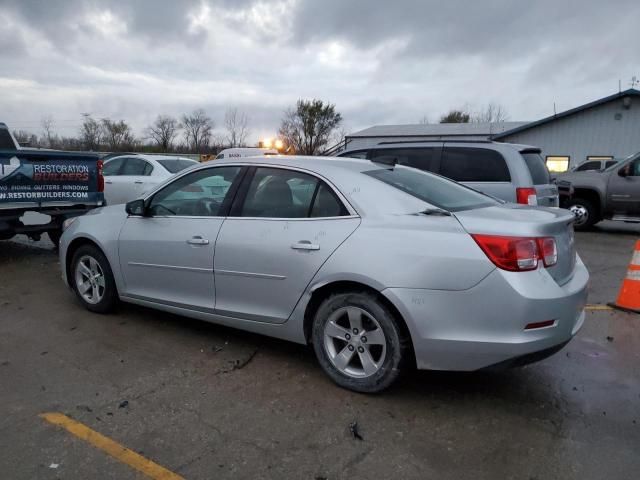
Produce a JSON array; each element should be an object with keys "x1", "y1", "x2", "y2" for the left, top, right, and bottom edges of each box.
[
  {"x1": 537, "y1": 237, "x2": 558, "y2": 267},
  {"x1": 97, "y1": 160, "x2": 104, "y2": 193},
  {"x1": 516, "y1": 187, "x2": 537, "y2": 205},
  {"x1": 471, "y1": 234, "x2": 557, "y2": 272}
]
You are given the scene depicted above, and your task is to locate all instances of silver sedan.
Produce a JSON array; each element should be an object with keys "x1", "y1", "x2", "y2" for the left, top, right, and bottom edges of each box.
[{"x1": 60, "y1": 155, "x2": 589, "y2": 392}]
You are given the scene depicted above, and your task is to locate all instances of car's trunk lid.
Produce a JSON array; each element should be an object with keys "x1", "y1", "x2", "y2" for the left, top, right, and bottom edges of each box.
[{"x1": 453, "y1": 204, "x2": 576, "y2": 285}]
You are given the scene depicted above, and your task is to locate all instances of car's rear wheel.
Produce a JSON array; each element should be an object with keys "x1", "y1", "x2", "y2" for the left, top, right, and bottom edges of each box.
[
  {"x1": 567, "y1": 197, "x2": 599, "y2": 230},
  {"x1": 71, "y1": 244, "x2": 118, "y2": 313},
  {"x1": 311, "y1": 291, "x2": 408, "y2": 393}
]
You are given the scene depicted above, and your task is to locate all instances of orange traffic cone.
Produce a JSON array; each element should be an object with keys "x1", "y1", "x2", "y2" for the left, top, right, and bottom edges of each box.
[{"x1": 609, "y1": 240, "x2": 640, "y2": 313}]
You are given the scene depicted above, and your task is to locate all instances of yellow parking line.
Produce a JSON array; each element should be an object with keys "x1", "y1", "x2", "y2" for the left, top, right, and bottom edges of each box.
[
  {"x1": 39, "y1": 412, "x2": 184, "y2": 480},
  {"x1": 585, "y1": 304, "x2": 613, "y2": 311}
]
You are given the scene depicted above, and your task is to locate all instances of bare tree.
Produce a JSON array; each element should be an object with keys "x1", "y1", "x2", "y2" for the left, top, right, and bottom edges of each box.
[
  {"x1": 224, "y1": 108, "x2": 250, "y2": 147},
  {"x1": 278, "y1": 99, "x2": 342, "y2": 155},
  {"x1": 210, "y1": 132, "x2": 226, "y2": 152},
  {"x1": 147, "y1": 115, "x2": 179, "y2": 151},
  {"x1": 41, "y1": 115, "x2": 56, "y2": 148},
  {"x1": 181, "y1": 109, "x2": 213, "y2": 152},
  {"x1": 79, "y1": 114, "x2": 102, "y2": 150},
  {"x1": 12, "y1": 130, "x2": 39, "y2": 147},
  {"x1": 473, "y1": 103, "x2": 510, "y2": 123},
  {"x1": 329, "y1": 125, "x2": 349, "y2": 148},
  {"x1": 101, "y1": 119, "x2": 135, "y2": 151},
  {"x1": 439, "y1": 109, "x2": 471, "y2": 123}
]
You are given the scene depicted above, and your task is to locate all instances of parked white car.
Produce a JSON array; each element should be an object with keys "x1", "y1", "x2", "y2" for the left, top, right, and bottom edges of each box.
[{"x1": 102, "y1": 155, "x2": 198, "y2": 205}]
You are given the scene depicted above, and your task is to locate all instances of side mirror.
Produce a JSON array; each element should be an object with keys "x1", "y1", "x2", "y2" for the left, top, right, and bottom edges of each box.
[
  {"x1": 125, "y1": 199, "x2": 146, "y2": 216},
  {"x1": 618, "y1": 165, "x2": 631, "y2": 177}
]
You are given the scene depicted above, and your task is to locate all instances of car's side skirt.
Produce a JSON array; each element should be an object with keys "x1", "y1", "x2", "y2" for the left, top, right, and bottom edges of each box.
[{"x1": 119, "y1": 295, "x2": 307, "y2": 345}]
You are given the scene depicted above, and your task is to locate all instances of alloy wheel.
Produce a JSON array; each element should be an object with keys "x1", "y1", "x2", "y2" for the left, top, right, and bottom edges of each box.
[
  {"x1": 323, "y1": 306, "x2": 387, "y2": 378},
  {"x1": 74, "y1": 255, "x2": 106, "y2": 305}
]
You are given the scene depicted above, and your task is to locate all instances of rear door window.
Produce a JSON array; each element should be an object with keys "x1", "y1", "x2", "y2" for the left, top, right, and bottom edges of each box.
[
  {"x1": 371, "y1": 148, "x2": 438, "y2": 172},
  {"x1": 240, "y1": 168, "x2": 318, "y2": 218},
  {"x1": 605, "y1": 160, "x2": 617, "y2": 169},
  {"x1": 575, "y1": 161, "x2": 601, "y2": 171},
  {"x1": 440, "y1": 147, "x2": 511, "y2": 182},
  {"x1": 238, "y1": 167, "x2": 349, "y2": 218},
  {"x1": 520, "y1": 152, "x2": 550, "y2": 185},
  {"x1": 121, "y1": 158, "x2": 152, "y2": 176}
]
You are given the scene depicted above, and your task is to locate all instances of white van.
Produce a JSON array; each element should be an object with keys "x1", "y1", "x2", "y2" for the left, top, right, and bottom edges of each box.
[{"x1": 215, "y1": 147, "x2": 278, "y2": 160}]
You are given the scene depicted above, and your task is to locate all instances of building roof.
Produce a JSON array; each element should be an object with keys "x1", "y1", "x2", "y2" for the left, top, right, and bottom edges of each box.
[
  {"x1": 493, "y1": 88, "x2": 640, "y2": 139},
  {"x1": 346, "y1": 121, "x2": 528, "y2": 139}
]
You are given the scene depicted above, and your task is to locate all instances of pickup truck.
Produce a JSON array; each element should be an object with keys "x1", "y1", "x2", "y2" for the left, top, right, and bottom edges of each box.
[
  {"x1": 559, "y1": 151, "x2": 640, "y2": 230},
  {"x1": 0, "y1": 122, "x2": 105, "y2": 247}
]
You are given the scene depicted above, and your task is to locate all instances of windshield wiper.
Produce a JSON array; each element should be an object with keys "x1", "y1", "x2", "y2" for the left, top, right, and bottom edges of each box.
[{"x1": 419, "y1": 208, "x2": 452, "y2": 216}]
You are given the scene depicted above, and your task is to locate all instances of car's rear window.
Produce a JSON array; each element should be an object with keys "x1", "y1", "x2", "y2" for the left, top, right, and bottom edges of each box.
[
  {"x1": 440, "y1": 147, "x2": 511, "y2": 182},
  {"x1": 521, "y1": 152, "x2": 550, "y2": 185},
  {"x1": 157, "y1": 159, "x2": 198, "y2": 173},
  {"x1": 364, "y1": 166, "x2": 497, "y2": 212}
]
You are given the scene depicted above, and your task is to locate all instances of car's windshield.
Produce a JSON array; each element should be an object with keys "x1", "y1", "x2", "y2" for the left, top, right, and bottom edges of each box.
[
  {"x1": 157, "y1": 159, "x2": 198, "y2": 173},
  {"x1": 364, "y1": 166, "x2": 497, "y2": 212}
]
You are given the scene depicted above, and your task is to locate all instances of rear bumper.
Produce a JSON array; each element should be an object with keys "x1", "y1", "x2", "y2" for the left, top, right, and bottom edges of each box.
[{"x1": 382, "y1": 255, "x2": 589, "y2": 371}]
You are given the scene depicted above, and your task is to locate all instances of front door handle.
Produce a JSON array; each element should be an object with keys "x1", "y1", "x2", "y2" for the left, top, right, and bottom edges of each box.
[
  {"x1": 105, "y1": 180, "x2": 113, "y2": 184},
  {"x1": 187, "y1": 236, "x2": 209, "y2": 246},
  {"x1": 291, "y1": 241, "x2": 320, "y2": 251},
  {"x1": 134, "y1": 181, "x2": 144, "y2": 185}
]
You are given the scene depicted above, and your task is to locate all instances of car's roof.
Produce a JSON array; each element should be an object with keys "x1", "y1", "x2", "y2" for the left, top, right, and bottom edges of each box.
[
  {"x1": 210, "y1": 155, "x2": 377, "y2": 175},
  {"x1": 341, "y1": 141, "x2": 539, "y2": 153}
]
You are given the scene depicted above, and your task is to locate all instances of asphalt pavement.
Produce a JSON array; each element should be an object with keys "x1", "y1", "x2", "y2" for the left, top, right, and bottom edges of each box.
[{"x1": 1, "y1": 222, "x2": 639, "y2": 479}]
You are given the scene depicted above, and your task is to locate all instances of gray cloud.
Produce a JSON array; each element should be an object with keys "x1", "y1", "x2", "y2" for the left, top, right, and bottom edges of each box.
[
  {"x1": 289, "y1": 0, "x2": 638, "y2": 59},
  {"x1": 0, "y1": 0, "x2": 638, "y2": 141}
]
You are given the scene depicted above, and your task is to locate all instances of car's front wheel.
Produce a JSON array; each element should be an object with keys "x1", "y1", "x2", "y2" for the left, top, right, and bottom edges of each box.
[
  {"x1": 71, "y1": 244, "x2": 118, "y2": 313},
  {"x1": 311, "y1": 291, "x2": 408, "y2": 393}
]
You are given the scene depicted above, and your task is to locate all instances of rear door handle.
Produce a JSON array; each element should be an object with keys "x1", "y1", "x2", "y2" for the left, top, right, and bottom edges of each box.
[
  {"x1": 134, "y1": 181, "x2": 144, "y2": 184},
  {"x1": 105, "y1": 180, "x2": 113, "y2": 184},
  {"x1": 291, "y1": 241, "x2": 320, "y2": 251},
  {"x1": 187, "y1": 236, "x2": 209, "y2": 246}
]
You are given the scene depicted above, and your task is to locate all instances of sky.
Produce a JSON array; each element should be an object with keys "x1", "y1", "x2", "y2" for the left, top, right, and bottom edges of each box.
[{"x1": 1, "y1": 0, "x2": 638, "y2": 144}]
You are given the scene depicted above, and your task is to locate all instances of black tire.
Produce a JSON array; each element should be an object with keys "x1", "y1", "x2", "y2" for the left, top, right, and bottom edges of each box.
[
  {"x1": 48, "y1": 229, "x2": 62, "y2": 249},
  {"x1": 311, "y1": 290, "x2": 408, "y2": 393},
  {"x1": 567, "y1": 197, "x2": 599, "y2": 230},
  {"x1": 70, "y1": 244, "x2": 118, "y2": 313}
]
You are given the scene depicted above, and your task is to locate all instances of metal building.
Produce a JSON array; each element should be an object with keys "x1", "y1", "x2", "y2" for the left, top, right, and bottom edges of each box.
[
  {"x1": 328, "y1": 122, "x2": 526, "y2": 155},
  {"x1": 493, "y1": 89, "x2": 640, "y2": 172},
  {"x1": 331, "y1": 89, "x2": 640, "y2": 173}
]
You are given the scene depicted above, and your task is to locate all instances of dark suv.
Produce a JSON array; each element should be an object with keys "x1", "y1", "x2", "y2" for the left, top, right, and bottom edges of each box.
[{"x1": 339, "y1": 141, "x2": 559, "y2": 207}]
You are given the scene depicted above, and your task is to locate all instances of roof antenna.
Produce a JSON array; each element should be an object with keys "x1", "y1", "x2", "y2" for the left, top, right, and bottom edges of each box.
[
  {"x1": 619, "y1": 79, "x2": 622, "y2": 93},
  {"x1": 553, "y1": 102, "x2": 557, "y2": 116},
  {"x1": 631, "y1": 76, "x2": 639, "y2": 89}
]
